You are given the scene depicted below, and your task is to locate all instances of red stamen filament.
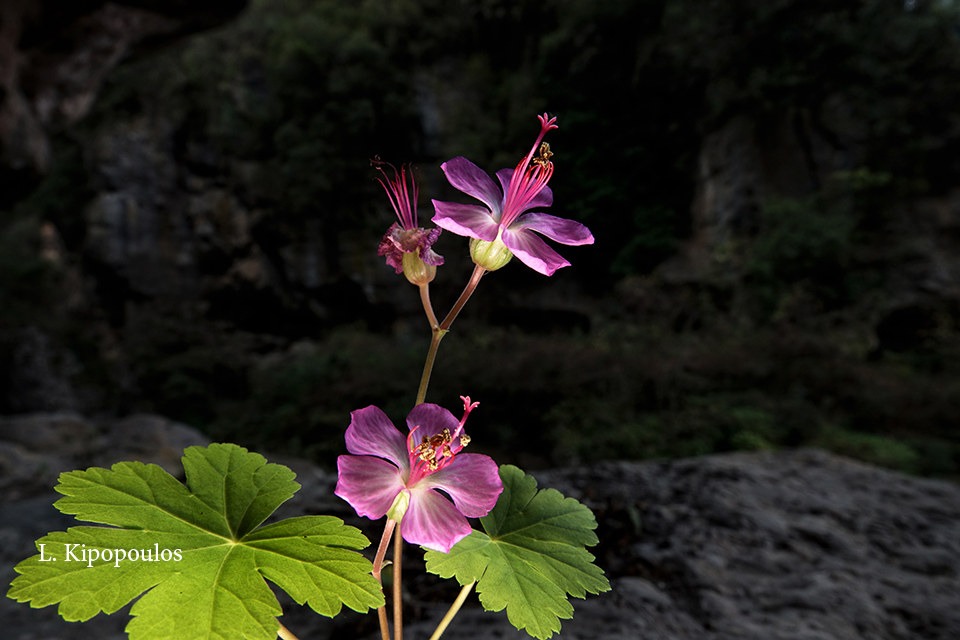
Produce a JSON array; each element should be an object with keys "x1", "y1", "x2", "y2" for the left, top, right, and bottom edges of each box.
[
  {"x1": 501, "y1": 114, "x2": 558, "y2": 228},
  {"x1": 406, "y1": 397, "x2": 479, "y2": 484},
  {"x1": 374, "y1": 161, "x2": 418, "y2": 229}
]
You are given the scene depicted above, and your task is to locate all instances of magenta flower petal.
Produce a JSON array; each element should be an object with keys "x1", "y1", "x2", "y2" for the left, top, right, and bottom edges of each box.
[
  {"x1": 344, "y1": 406, "x2": 410, "y2": 472},
  {"x1": 514, "y1": 212, "x2": 594, "y2": 246},
  {"x1": 420, "y1": 452, "x2": 503, "y2": 518},
  {"x1": 419, "y1": 227, "x2": 445, "y2": 265},
  {"x1": 430, "y1": 113, "x2": 593, "y2": 275},
  {"x1": 403, "y1": 487, "x2": 474, "y2": 552},
  {"x1": 496, "y1": 168, "x2": 553, "y2": 209},
  {"x1": 441, "y1": 157, "x2": 504, "y2": 213},
  {"x1": 431, "y1": 200, "x2": 500, "y2": 241},
  {"x1": 335, "y1": 455, "x2": 407, "y2": 519},
  {"x1": 336, "y1": 398, "x2": 502, "y2": 551},
  {"x1": 406, "y1": 403, "x2": 460, "y2": 435},
  {"x1": 501, "y1": 227, "x2": 571, "y2": 276}
]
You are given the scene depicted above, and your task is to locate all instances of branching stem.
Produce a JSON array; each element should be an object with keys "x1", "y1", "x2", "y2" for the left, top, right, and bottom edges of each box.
[
  {"x1": 440, "y1": 265, "x2": 486, "y2": 331},
  {"x1": 415, "y1": 328, "x2": 446, "y2": 406},
  {"x1": 414, "y1": 265, "x2": 486, "y2": 405},
  {"x1": 403, "y1": 263, "x2": 489, "y2": 640}
]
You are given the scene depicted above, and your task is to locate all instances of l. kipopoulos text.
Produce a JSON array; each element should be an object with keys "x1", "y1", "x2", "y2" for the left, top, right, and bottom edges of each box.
[{"x1": 37, "y1": 543, "x2": 183, "y2": 567}]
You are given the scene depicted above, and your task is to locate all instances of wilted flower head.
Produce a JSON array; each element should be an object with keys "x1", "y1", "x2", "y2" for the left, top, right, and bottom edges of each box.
[
  {"x1": 374, "y1": 159, "x2": 444, "y2": 284},
  {"x1": 335, "y1": 397, "x2": 502, "y2": 553},
  {"x1": 431, "y1": 113, "x2": 593, "y2": 276}
]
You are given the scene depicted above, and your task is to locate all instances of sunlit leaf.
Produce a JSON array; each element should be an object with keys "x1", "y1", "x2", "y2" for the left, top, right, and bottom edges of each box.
[
  {"x1": 424, "y1": 464, "x2": 610, "y2": 639},
  {"x1": 7, "y1": 443, "x2": 383, "y2": 640}
]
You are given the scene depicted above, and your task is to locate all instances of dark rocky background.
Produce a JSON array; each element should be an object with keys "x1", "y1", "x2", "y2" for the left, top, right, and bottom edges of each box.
[{"x1": 2, "y1": 0, "x2": 960, "y2": 637}]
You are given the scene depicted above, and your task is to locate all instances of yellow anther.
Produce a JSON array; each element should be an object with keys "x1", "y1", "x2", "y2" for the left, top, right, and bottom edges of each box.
[{"x1": 531, "y1": 142, "x2": 553, "y2": 169}]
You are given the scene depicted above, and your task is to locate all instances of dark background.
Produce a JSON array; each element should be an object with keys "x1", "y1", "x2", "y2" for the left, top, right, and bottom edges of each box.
[{"x1": 2, "y1": 0, "x2": 960, "y2": 476}]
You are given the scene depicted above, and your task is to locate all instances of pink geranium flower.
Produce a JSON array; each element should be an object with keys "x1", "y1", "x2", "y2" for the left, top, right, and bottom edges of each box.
[
  {"x1": 374, "y1": 160, "x2": 444, "y2": 276},
  {"x1": 335, "y1": 397, "x2": 502, "y2": 553},
  {"x1": 431, "y1": 113, "x2": 594, "y2": 276}
]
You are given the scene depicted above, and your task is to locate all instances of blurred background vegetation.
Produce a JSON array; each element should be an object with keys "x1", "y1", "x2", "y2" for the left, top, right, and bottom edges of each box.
[{"x1": 2, "y1": 0, "x2": 960, "y2": 477}]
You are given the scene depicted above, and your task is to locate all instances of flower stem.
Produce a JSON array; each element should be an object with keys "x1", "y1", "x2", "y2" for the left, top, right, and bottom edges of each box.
[
  {"x1": 407, "y1": 264, "x2": 487, "y2": 637},
  {"x1": 419, "y1": 283, "x2": 440, "y2": 330},
  {"x1": 415, "y1": 329, "x2": 445, "y2": 406},
  {"x1": 393, "y1": 521, "x2": 404, "y2": 640},
  {"x1": 428, "y1": 581, "x2": 476, "y2": 640},
  {"x1": 277, "y1": 623, "x2": 300, "y2": 640},
  {"x1": 414, "y1": 265, "x2": 486, "y2": 406},
  {"x1": 440, "y1": 265, "x2": 486, "y2": 331},
  {"x1": 372, "y1": 518, "x2": 397, "y2": 640}
]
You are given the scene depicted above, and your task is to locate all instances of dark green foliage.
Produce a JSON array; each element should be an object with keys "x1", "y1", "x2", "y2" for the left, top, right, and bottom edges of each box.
[
  {"x1": 746, "y1": 194, "x2": 857, "y2": 315},
  {"x1": 10, "y1": 142, "x2": 92, "y2": 250},
  {"x1": 751, "y1": 196, "x2": 855, "y2": 284},
  {"x1": 204, "y1": 318, "x2": 960, "y2": 479},
  {"x1": 0, "y1": 215, "x2": 55, "y2": 328},
  {"x1": 211, "y1": 329, "x2": 424, "y2": 459},
  {"x1": 611, "y1": 205, "x2": 682, "y2": 275},
  {"x1": 813, "y1": 427, "x2": 921, "y2": 475},
  {"x1": 0, "y1": 140, "x2": 90, "y2": 329}
]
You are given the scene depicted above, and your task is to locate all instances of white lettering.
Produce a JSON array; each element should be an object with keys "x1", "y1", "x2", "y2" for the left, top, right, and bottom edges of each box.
[
  {"x1": 43, "y1": 542, "x2": 185, "y2": 566},
  {"x1": 64, "y1": 544, "x2": 81, "y2": 562},
  {"x1": 38, "y1": 543, "x2": 54, "y2": 562}
]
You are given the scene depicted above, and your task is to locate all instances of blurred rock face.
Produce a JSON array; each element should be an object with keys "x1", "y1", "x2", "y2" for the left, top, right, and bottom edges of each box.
[{"x1": 0, "y1": 0, "x2": 246, "y2": 197}]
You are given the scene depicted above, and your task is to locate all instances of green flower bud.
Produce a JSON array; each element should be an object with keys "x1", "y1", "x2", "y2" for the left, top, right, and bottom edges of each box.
[
  {"x1": 402, "y1": 251, "x2": 437, "y2": 285},
  {"x1": 469, "y1": 236, "x2": 513, "y2": 272},
  {"x1": 386, "y1": 489, "x2": 410, "y2": 522}
]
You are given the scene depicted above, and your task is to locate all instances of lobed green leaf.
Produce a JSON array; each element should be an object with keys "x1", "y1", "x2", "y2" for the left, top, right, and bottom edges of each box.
[
  {"x1": 424, "y1": 464, "x2": 611, "y2": 639},
  {"x1": 7, "y1": 443, "x2": 384, "y2": 640}
]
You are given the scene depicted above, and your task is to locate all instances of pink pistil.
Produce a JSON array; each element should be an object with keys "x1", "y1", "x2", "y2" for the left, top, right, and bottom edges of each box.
[{"x1": 500, "y1": 113, "x2": 558, "y2": 228}]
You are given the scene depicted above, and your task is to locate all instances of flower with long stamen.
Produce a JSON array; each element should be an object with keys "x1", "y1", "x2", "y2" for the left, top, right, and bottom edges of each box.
[
  {"x1": 431, "y1": 113, "x2": 594, "y2": 276},
  {"x1": 335, "y1": 397, "x2": 502, "y2": 553},
  {"x1": 374, "y1": 159, "x2": 444, "y2": 284}
]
